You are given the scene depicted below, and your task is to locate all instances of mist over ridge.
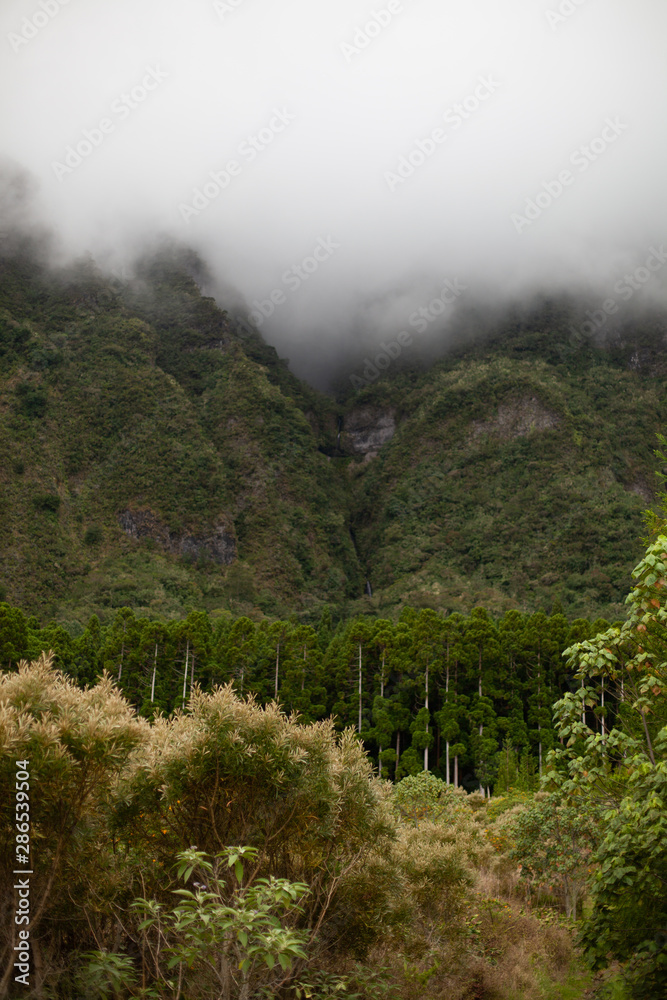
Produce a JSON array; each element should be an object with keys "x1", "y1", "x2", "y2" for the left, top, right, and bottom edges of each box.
[{"x1": 2, "y1": 0, "x2": 667, "y2": 387}]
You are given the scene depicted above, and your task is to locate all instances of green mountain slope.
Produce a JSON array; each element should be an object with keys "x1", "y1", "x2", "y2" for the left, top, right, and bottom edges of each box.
[
  {"x1": 345, "y1": 302, "x2": 666, "y2": 619},
  {"x1": 0, "y1": 243, "x2": 361, "y2": 622},
  {"x1": 0, "y1": 242, "x2": 664, "y2": 625}
]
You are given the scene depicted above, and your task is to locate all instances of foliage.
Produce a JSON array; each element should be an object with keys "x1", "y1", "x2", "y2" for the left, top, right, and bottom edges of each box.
[
  {"x1": 0, "y1": 653, "x2": 147, "y2": 997},
  {"x1": 549, "y1": 530, "x2": 667, "y2": 994},
  {"x1": 0, "y1": 600, "x2": 615, "y2": 792},
  {"x1": 503, "y1": 792, "x2": 600, "y2": 917},
  {"x1": 132, "y1": 846, "x2": 309, "y2": 999},
  {"x1": 77, "y1": 950, "x2": 138, "y2": 999},
  {"x1": 0, "y1": 244, "x2": 663, "y2": 623},
  {"x1": 391, "y1": 771, "x2": 468, "y2": 825},
  {"x1": 0, "y1": 651, "x2": 597, "y2": 1000}
]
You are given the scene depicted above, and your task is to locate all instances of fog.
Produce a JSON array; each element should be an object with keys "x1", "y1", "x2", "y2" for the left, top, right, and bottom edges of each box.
[{"x1": 1, "y1": 0, "x2": 666, "y2": 385}]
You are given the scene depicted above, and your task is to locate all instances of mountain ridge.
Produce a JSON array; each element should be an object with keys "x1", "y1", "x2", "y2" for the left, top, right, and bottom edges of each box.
[{"x1": 0, "y1": 238, "x2": 664, "y2": 626}]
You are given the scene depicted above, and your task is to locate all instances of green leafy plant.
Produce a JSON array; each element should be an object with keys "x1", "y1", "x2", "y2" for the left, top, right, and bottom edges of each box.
[
  {"x1": 77, "y1": 950, "x2": 137, "y2": 999},
  {"x1": 549, "y1": 531, "x2": 667, "y2": 994},
  {"x1": 391, "y1": 770, "x2": 468, "y2": 825},
  {"x1": 505, "y1": 792, "x2": 599, "y2": 917},
  {"x1": 132, "y1": 846, "x2": 310, "y2": 1000}
]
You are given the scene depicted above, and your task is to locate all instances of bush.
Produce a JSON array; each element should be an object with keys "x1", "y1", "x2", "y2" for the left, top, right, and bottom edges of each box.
[
  {"x1": 0, "y1": 658, "x2": 395, "y2": 996},
  {"x1": 502, "y1": 792, "x2": 599, "y2": 917},
  {"x1": 84, "y1": 526, "x2": 103, "y2": 546},
  {"x1": 0, "y1": 654, "x2": 147, "y2": 997},
  {"x1": 119, "y1": 684, "x2": 395, "y2": 935},
  {"x1": 31, "y1": 493, "x2": 60, "y2": 514},
  {"x1": 392, "y1": 771, "x2": 469, "y2": 825},
  {"x1": 131, "y1": 846, "x2": 310, "y2": 999},
  {"x1": 15, "y1": 381, "x2": 47, "y2": 418}
]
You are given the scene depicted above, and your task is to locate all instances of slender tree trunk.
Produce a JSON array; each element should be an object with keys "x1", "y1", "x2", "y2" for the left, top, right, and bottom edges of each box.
[
  {"x1": 219, "y1": 950, "x2": 232, "y2": 1000},
  {"x1": 32, "y1": 936, "x2": 45, "y2": 998},
  {"x1": 150, "y1": 642, "x2": 158, "y2": 703},
  {"x1": 537, "y1": 644, "x2": 542, "y2": 775},
  {"x1": 601, "y1": 676, "x2": 605, "y2": 738},
  {"x1": 379, "y1": 649, "x2": 386, "y2": 779},
  {"x1": 478, "y1": 646, "x2": 483, "y2": 737},
  {"x1": 358, "y1": 643, "x2": 362, "y2": 733},
  {"x1": 641, "y1": 709, "x2": 656, "y2": 765},
  {"x1": 274, "y1": 642, "x2": 280, "y2": 700},
  {"x1": 424, "y1": 661, "x2": 429, "y2": 771},
  {"x1": 190, "y1": 652, "x2": 195, "y2": 691},
  {"x1": 454, "y1": 755, "x2": 458, "y2": 787},
  {"x1": 445, "y1": 651, "x2": 450, "y2": 785},
  {"x1": 478, "y1": 648, "x2": 484, "y2": 793},
  {"x1": 182, "y1": 640, "x2": 189, "y2": 709}
]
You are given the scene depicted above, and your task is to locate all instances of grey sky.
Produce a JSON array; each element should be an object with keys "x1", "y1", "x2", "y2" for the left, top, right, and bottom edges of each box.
[{"x1": 2, "y1": 0, "x2": 666, "y2": 383}]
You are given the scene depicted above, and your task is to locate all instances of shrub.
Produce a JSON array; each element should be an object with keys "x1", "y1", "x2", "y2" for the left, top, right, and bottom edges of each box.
[
  {"x1": 391, "y1": 771, "x2": 469, "y2": 825},
  {"x1": 502, "y1": 792, "x2": 599, "y2": 917},
  {"x1": 15, "y1": 381, "x2": 47, "y2": 418},
  {"x1": 31, "y1": 493, "x2": 60, "y2": 514},
  {"x1": 84, "y1": 526, "x2": 103, "y2": 546},
  {"x1": 131, "y1": 846, "x2": 310, "y2": 999},
  {"x1": 0, "y1": 655, "x2": 147, "y2": 996}
]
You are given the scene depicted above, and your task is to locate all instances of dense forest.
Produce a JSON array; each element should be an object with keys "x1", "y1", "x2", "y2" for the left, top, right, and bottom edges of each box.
[{"x1": 0, "y1": 599, "x2": 613, "y2": 794}]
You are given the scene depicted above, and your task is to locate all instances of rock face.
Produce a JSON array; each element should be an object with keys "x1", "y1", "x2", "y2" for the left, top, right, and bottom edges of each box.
[
  {"x1": 627, "y1": 478, "x2": 653, "y2": 504},
  {"x1": 470, "y1": 396, "x2": 559, "y2": 441},
  {"x1": 118, "y1": 509, "x2": 236, "y2": 565},
  {"x1": 343, "y1": 408, "x2": 396, "y2": 457}
]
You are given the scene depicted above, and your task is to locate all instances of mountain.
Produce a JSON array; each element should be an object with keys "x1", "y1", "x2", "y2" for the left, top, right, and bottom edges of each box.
[
  {"x1": 0, "y1": 237, "x2": 664, "y2": 626},
  {"x1": 345, "y1": 299, "x2": 666, "y2": 618},
  {"x1": 0, "y1": 241, "x2": 360, "y2": 623}
]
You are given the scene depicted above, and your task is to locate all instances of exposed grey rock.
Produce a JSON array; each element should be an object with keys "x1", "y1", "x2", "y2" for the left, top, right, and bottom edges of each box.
[
  {"x1": 118, "y1": 509, "x2": 236, "y2": 565},
  {"x1": 343, "y1": 408, "x2": 396, "y2": 457},
  {"x1": 470, "y1": 396, "x2": 559, "y2": 441}
]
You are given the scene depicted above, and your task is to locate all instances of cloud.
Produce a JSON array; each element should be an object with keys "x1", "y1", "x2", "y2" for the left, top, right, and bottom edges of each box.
[{"x1": 1, "y1": 0, "x2": 666, "y2": 385}]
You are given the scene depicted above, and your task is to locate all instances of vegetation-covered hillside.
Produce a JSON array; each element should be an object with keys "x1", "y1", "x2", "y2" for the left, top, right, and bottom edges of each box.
[
  {"x1": 347, "y1": 299, "x2": 666, "y2": 619},
  {"x1": 0, "y1": 237, "x2": 665, "y2": 627},
  {"x1": 0, "y1": 241, "x2": 360, "y2": 623}
]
